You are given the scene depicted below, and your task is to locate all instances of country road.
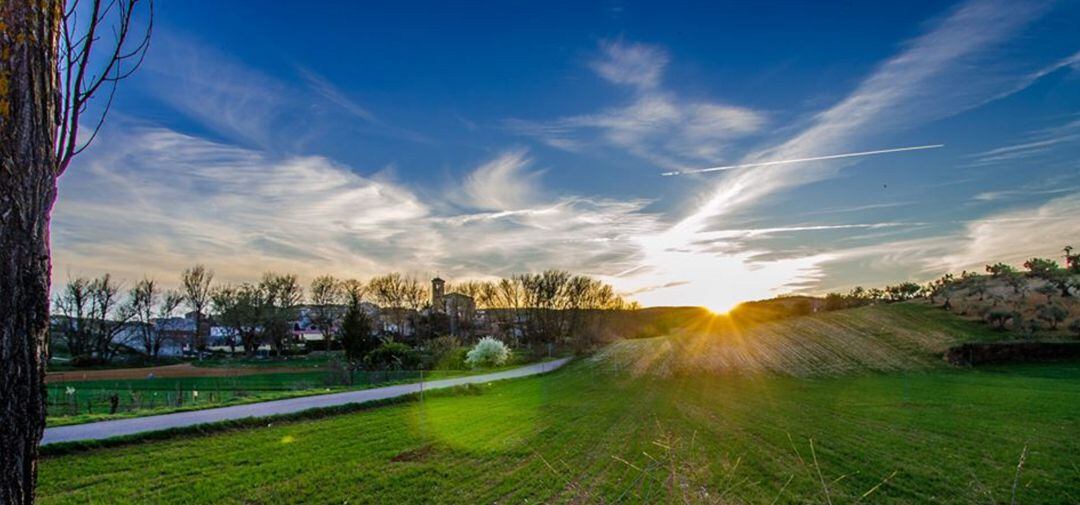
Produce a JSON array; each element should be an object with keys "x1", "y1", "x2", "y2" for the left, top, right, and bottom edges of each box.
[{"x1": 42, "y1": 358, "x2": 571, "y2": 445}]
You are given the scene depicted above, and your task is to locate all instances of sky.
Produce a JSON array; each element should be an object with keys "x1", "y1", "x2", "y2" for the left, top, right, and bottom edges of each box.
[{"x1": 53, "y1": 0, "x2": 1080, "y2": 312}]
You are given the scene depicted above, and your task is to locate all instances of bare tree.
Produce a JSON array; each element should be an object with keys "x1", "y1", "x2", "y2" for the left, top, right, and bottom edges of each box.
[
  {"x1": 127, "y1": 278, "x2": 179, "y2": 358},
  {"x1": 181, "y1": 264, "x2": 214, "y2": 353},
  {"x1": 309, "y1": 275, "x2": 344, "y2": 346},
  {"x1": 369, "y1": 273, "x2": 408, "y2": 337},
  {"x1": 213, "y1": 283, "x2": 267, "y2": 357},
  {"x1": 3, "y1": 1, "x2": 151, "y2": 498},
  {"x1": 127, "y1": 278, "x2": 158, "y2": 357},
  {"x1": 260, "y1": 272, "x2": 303, "y2": 355},
  {"x1": 52, "y1": 278, "x2": 94, "y2": 359},
  {"x1": 52, "y1": 274, "x2": 132, "y2": 363},
  {"x1": 157, "y1": 289, "x2": 183, "y2": 352}
]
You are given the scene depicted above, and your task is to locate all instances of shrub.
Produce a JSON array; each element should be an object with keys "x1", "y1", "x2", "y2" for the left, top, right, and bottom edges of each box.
[
  {"x1": 1037, "y1": 304, "x2": 1068, "y2": 330},
  {"x1": 1069, "y1": 319, "x2": 1080, "y2": 339},
  {"x1": 364, "y1": 340, "x2": 419, "y2": 370},
  {"x1": 465, "y1": 337, "x2": 510, "y2": 369},
  {"x1": 421, "y1": 336, "x2": 466, "y2": 370},
  {"x1": 985, "y1": 262, "x2": 1017, "y2": 277},
  {"x1": 984, "y1": 308, "x2": 1012, "y2": 330},
  {"x1": 1023, "y1": 258, "x2": 1061, "y2": 278}
]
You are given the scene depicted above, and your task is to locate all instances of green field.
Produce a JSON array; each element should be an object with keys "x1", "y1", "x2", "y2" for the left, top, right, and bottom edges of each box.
[{"x1": 38, "y1": 305, "x2": 1080, "y2": 503}]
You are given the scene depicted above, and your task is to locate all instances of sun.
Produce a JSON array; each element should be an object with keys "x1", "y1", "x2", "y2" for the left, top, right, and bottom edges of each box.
[{"x1": 704, "y1": 300, "x2": 739, "y2": 315}]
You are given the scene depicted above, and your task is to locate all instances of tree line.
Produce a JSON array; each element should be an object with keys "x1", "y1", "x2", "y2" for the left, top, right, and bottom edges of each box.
[{"x1": 50, "y1": 266, "x2": 636, "y2": 363}]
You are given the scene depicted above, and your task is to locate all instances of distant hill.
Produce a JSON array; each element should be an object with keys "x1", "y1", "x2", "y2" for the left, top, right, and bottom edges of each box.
[
  {"x1": 593, "y1": 303, "x2": 1007, "y2": 377},
  {"x1": 930, "y1": 273, "x2": 1079, "y2": 337}
]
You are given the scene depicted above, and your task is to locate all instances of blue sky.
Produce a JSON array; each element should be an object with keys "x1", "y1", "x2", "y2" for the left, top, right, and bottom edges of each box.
[{"x1": 54, "y1": 0, "x2": 1080, "y2": 310}]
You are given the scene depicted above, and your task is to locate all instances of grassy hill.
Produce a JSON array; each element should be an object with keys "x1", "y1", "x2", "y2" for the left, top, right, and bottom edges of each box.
[{"x1": 594, "y1": 302, "x2": 1007, "y2": 377}]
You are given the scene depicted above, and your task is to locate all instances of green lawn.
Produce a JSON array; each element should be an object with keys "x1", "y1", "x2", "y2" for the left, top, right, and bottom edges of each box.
[{"x1": 38, "y1": 360, "x2": 1080, "y2": 503}]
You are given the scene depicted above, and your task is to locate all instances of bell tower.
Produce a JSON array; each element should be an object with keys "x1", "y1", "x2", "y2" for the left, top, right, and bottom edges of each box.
[{"x1": 431, "y1": 277, "x2": 445, "y2": 312}]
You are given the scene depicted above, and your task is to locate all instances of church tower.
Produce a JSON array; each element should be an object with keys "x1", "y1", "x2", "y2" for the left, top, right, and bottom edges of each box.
[{"x1": 431, "y1": 277, "x2": 445, "y2": 312}]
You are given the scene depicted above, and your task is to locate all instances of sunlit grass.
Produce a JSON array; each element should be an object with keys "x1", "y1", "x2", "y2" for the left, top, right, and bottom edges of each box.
[
  {"x1": 37, "y1": 359, "x2": 1080, "y2": 504},
  {"x1": 595, "y1": 303, "x2": 1009, "y2": 377},
  {"x1": 36, "y1": 305, "x2": 1074, "y2": 503}
]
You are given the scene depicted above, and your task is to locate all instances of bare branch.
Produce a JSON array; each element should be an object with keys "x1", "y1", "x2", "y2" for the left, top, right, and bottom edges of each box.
[{"x1": 55, "y1": 0, "x2": 154, "y2": 175}]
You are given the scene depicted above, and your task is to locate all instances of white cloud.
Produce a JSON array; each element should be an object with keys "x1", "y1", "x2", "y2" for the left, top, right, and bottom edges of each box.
[
  {"x1": 509, "y1": 40, "x2": 767, "y2": 170},
  {"x1": 461, "y1": 150, "x2": 543, "y2": 211},
  {"x1": 299, "y1": 68, "x2": 376, "y2": 122},
  {"x1": 683, "y1": 0, "x2": 1051, "y2": 230},
  {"x1": 142, "y1": 35, "x2": 427, "y2": 151},
  {"x1": 53, "y1": 126, "x2": 660, "y2": 287},
  {"x1": 589, "y1": 40, "x2": 668, "y2": 90},
  {"x1": 967, "y1": 117, "x2": 1080, "y2": 166},
  {"x1": 940, "y1": 193, "x2": 1080, "y2": 271},
  {"x1": 804, "y1": 192, "x2": 1080, "y2": 292},
  {"x1": 612, "y1": 0, "x2": 1061, "y2": 308}
]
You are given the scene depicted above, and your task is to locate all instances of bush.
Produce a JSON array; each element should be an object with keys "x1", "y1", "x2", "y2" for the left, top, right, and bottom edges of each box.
[
  {"x1": 984, "y1": 308, "x2": 1012, "y2": 330},
  {"x1": 1037, "y1": 304, "x2": 1068, "y2": 330},
  {"x1": 1069, "y1": 319, "x2": 1080, "y2": 339},
  {"x1": 1023, "y1": 258, "x2": 1061, "y2": 278},
  {"x1": 421, "y1": 336, "x2": 466, "y2": 370},
  {"x1": 364, "y1": 340, "x2": 419, "y2": 370},
  {"x1": 465, "y1": 337, "x2": 510, "y2": 369}
]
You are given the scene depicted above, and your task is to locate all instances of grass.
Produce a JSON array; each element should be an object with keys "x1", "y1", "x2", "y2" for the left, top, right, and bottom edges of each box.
[
  {"x1": 37, "y1": 305, "x2": 1079, "y2": 503},
  {"x1": 37, "y1": 359, "x2": 1080, "y2": 503},
  {"x1": 595, "y1": 303, "x2": 1011, "y2": 377}
]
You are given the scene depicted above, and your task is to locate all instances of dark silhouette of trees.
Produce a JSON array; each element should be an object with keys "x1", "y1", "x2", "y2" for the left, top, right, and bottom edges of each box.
[{"x1": 340, "y1": 289, "x2": 375, "y2": 366}]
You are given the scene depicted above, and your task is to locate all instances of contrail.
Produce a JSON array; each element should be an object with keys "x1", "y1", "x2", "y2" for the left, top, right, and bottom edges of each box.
[{"x1": 661, "y1": 144, "x2": 944, "y2": 176}]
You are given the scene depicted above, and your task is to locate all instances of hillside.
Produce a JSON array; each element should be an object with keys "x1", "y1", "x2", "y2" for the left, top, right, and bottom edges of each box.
[{"x1": 592, "y1": 303, "x2": 1005, "y2": 377}]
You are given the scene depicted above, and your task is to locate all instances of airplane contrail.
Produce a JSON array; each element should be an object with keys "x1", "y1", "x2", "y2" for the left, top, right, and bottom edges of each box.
[{"x1": 661, "y1": 144, "x2": 945, "y2": 176}]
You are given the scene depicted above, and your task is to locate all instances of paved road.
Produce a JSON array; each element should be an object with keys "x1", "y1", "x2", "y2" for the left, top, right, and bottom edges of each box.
[{"x1": 42, "y1": 358, "x2": 571, "y2": 445}]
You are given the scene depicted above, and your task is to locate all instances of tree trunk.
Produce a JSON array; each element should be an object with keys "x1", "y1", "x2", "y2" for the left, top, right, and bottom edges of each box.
[{"x1": 0, "y1": 2, "x2": 62, "y2": 503}]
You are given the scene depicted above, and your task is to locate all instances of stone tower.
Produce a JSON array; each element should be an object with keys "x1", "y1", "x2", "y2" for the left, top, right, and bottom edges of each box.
[{"x1": 431, "y1": 277, "x2": 445, "y2": 312}]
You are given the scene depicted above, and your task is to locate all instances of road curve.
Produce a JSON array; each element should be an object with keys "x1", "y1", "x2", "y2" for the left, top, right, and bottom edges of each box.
[{"x1": 42, "y1": 358, "x2": 571, "y2": 445}]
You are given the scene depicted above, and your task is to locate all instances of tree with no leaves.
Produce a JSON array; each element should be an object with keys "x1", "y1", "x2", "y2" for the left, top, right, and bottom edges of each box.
[
  {"x1": 127, "y1": 278, "x2": 182, "y2": 358},
  {"x1": 181, "y1": 264, "x2": 214, "y2": 354},
  {"x1": 260, "y1": 272, "x2": 303, "y2": 355},
  {"x1": 309, "y1": 275, "x2": 344, "y2": 347},
  {"x1": 2, "y1": 3, "x2": 150, "y2": 493}
]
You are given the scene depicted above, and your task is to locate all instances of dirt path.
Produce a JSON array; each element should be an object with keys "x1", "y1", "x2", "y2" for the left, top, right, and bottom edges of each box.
[{"x1": 46, "y1": 363, "x2": 320, "y2": 383}]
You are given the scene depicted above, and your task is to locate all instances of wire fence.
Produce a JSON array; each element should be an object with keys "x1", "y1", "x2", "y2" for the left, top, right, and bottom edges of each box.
[{"x1": 46, "y1": 369, "x2": 430, "y2": 418}]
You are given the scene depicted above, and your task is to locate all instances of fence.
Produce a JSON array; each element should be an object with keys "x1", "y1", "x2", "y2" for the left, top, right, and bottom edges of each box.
[{"x1": 47, "y1": 369, "x2": 429, "y2": 418}]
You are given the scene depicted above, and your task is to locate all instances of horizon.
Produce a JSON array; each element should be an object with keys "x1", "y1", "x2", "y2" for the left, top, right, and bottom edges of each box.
[{"x1": 52, "y1": 0, "x2": 1080, "y2": 313}]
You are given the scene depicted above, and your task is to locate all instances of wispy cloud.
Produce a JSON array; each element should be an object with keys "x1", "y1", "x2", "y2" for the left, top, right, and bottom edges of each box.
[
  {"x1": 683, "y1": 0, "x2": 1052, "y2": 229},
  {"x1": 615, "y1": 0, "x2": 1061, "y2": 308},
  {"x1": 54, "y1": 125, "x2": 660, "y2": 286},
  {"x1": 460, "y1": 149, "x2": 543, "y2": 211},
  {"x1": 941, "y1": 195, "x2": 1080, "y2": 271},
  {"x1": 967, "y1": 116, "x2": 1080, "y2": 166},
  {"x1": 298, "y1": 68, "x2": 376, "y2": 122},
  {"x1": 508, "y1": 40, "x2": 767, "y2": 170},
  {"x1": 810, "y1": 191, "x2": 1080, "y2": 292},
  {"x1": 142, "y1": 35, "x2": 428, "y2": 151}
]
